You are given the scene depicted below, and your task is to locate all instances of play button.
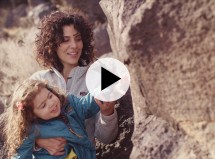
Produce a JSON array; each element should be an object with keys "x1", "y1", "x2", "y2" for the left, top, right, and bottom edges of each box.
[
  {"x1": 86, "y1": 57, "x2": 130, "y2": 102},
  {"x1": 101, "y1": 67, "x2": 121, "y2": 90}
]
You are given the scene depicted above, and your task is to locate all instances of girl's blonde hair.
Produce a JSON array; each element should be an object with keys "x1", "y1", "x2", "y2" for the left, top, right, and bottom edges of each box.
[{"x1": 4, "y1": 80, "x2": 65, "y2": 157}]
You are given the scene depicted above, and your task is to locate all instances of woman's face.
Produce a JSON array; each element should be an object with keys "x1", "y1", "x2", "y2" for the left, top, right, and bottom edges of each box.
[
  {"x1": 33, "y1": 88, "x2": 61, "y2": 120},
  {"x1": 56, "y1": 25, "x2": 83, "y2": 69}
]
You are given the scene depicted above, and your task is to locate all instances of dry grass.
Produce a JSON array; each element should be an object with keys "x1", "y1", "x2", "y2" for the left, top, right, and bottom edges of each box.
[{"x1": 0, "y1": 27, "x2": 41, "y2": 108}]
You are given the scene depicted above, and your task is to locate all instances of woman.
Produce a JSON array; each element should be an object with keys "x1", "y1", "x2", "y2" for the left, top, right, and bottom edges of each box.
[{"x1": 30, "y1": 10, "x2": 118, "y2": 156}]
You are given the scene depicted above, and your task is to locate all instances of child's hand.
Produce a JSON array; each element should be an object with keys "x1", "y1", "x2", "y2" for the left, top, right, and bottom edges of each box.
[{"x1": 94, "y1": 98, "x2": 116, "y2": 116}]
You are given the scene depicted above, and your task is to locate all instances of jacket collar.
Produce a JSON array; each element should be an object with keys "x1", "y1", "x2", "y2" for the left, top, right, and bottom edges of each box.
[{"x1": 50, "y1": 65, "x2": 89, "y2": 80}]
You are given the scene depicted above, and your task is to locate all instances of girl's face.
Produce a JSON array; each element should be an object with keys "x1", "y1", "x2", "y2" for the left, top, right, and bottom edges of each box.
[
  {"x1": 33, "y1": 88, "x2": 61, "y2": 120},
  {"x1": 56, "y1": 24, "x2": 83, "y2": 69}
]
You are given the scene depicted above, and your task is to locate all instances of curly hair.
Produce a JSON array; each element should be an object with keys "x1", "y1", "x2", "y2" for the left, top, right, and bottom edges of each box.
[
  {"x1": 35, "y1": 10, "x2": 95, "y2": 72},
  {"x1": 4, "y1": 80, "x2": 65, "y2": 158}
]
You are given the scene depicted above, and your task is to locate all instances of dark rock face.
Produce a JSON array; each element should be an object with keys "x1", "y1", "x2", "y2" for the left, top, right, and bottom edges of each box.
[
  {"x1": 0, "y1": 0, "x2": 28, "y2": 8},
  {"x1": 64, "y1": 0, "x2": 106, "y2": 23},
  {"x1": 100, "y1": 0, "x2": 215, "y2": 158},
  {"x1": 0, "y1": 99, "x2": 4, "y2": 115},
  {"x1": 94, "y1": 23, "x2": 112, "y2": 56}
]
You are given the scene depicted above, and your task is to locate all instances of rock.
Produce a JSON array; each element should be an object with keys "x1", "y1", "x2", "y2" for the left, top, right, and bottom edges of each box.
[
  {"x1": 0, "y1": 99, "x2": 4, "y2": 115},
  {"x1": 28, "y1": 0, "x2": 50, "y2": 8},
  {"x1": 0, "y1": 113, "x2": 7, "y2": 159},
  {"x1": 4, "y1": 4, "x2": 28, "y2": 28},
  {"x1": 27, "y1": 2, "x2": 57, "y2": 25},
  {"x1": 100, "y1": 0, "x2": 215, "y2": 158},
  {"x1": 94, "y1": 23, "x2": 112, "y2": 57},
  {"x1": 65, "y1": 0, "x2": 106, "y2": 23},
  {"x1": 0, "y1": 0, "x2": 28, "y2": 8}
]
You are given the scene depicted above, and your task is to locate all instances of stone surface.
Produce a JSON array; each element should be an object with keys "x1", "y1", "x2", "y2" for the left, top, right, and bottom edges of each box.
[
  {"x1": 65, "y1": 0, "x2": 106, "y2": 23},
  {"x1": 93, "y1": 23, "x2": 112, "y2": 56},
  {"x1": 100, "y1": 0, "x2": 215, "y2": 158}
]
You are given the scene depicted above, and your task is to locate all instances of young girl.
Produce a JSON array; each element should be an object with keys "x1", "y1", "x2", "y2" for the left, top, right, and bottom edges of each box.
[{"x1": 4, "y1": 79, "x2": 112, "y2": 159}]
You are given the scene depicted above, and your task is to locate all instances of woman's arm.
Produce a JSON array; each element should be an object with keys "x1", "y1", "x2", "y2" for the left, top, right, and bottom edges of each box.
[
  {"x1": 94, "y1": 101, "x2": 119, "y2": 144},
  {"x1": 35, "y1": 138, "x2": 66, "y2": 156}
]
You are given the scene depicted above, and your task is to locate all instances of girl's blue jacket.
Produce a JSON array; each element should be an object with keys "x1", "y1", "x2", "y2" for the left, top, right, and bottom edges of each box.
[{"x1": 14, "y1": 93, "x2": 100, "y2": 159}]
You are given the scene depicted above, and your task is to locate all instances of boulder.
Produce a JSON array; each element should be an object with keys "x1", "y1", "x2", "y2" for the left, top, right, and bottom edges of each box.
[{"x1": 100, "y1": 0, "x2": 215, "y2": 158}]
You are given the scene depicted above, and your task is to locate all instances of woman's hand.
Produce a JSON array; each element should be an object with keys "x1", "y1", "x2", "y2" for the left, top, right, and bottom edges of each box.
[
  {"x1": 95, "y1": 98, "x2": 116, "y2": 116},
  {"x1": 36, "y1": 137, "x2": 66, "y2": 156}
]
